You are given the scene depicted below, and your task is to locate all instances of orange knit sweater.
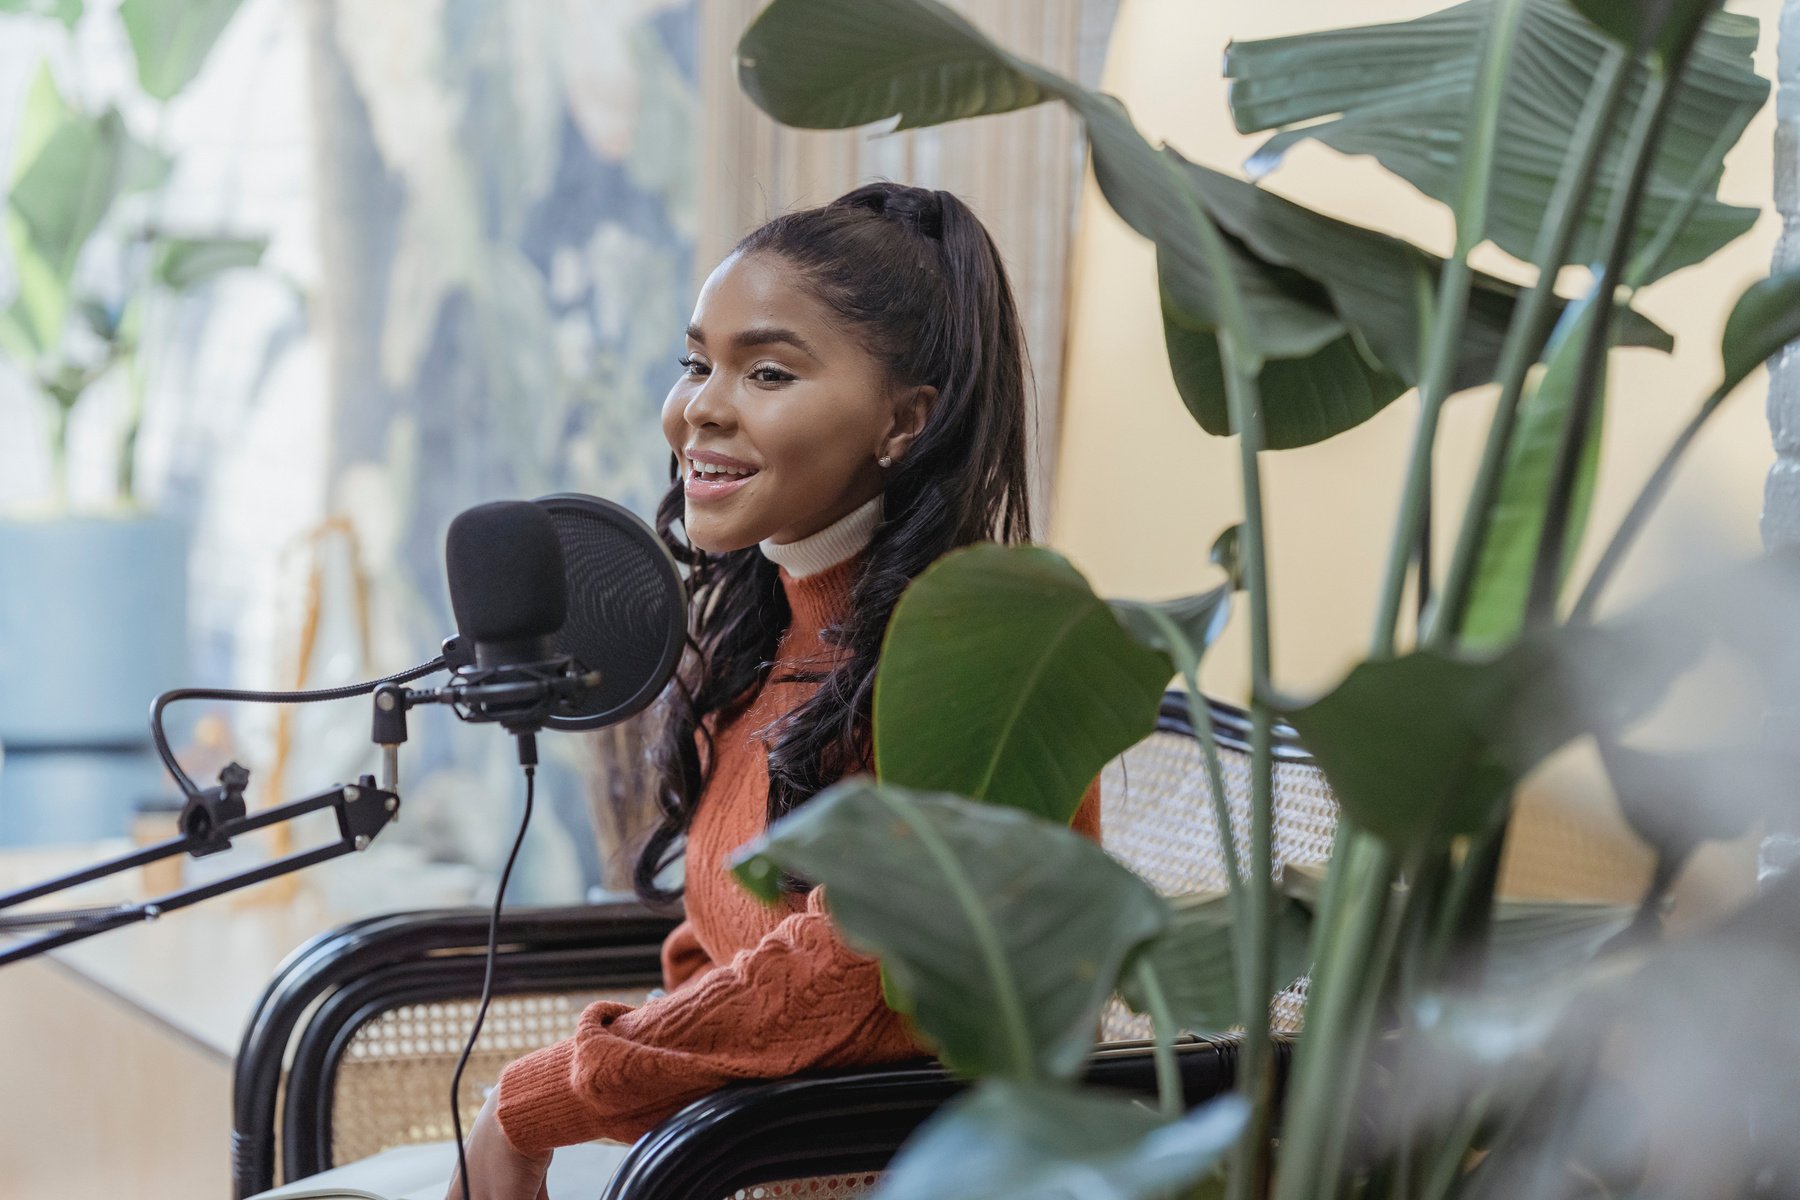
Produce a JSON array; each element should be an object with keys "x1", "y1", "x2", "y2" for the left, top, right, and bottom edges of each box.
[{"x1": 494, "y1": 552, "x2": 1103, "y2": 1154}]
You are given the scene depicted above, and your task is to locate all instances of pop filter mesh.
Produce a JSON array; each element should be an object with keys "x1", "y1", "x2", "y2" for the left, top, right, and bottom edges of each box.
[{"x1": 533, "y1": 494, "x2": 686, "y2": 731}]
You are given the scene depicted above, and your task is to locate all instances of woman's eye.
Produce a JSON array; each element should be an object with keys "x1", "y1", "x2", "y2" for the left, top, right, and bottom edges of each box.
[
  {"x1": 677, "y1": 355, "x2": 707, "y2": 376},
  {"x1": 752, "y1": 366, "x2": 795, "y2": 384}
]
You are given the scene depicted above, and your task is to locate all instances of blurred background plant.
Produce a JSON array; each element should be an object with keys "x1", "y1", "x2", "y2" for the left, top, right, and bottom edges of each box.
[
  {"x1": 728, "y1": 1, "x2": 1800, "y2": 1198},
  {"x1": 0, "y1": 0, "x2": 269, "y2": 514},
  {"x1": 0, "y1": 0, "x2": 696, "y2": 897}
]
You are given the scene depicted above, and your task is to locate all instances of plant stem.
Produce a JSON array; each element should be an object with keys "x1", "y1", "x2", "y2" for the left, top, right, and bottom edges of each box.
[
  {"x1": 1419, "y1": 1092, "x2": 1491, "y2": 1200},
  {"x1": 1567, "y1": 109, "x2": 1755, "y2": 623},
  {"x1": 1285, "y1": 8, "x2": 1521, "y2": 1198},
  {"x1": 1425, "y1": 48, "x2": 1633, "y2": 646},
  {"x1": 1270, "y1": 831, "x2": 1397, "y2": 1200},
  {"x1": 1219, "y1": 329, "x2": 1276, "y2": 1200},
  {"x1": 1134, "y1": 958, "x2": 1184, "y2": 1117},
  {"x1": 1147, "y1": 118, "x2": 1275, "y2": 1200},
  {"x1": 1526, "y1": 64, "x2": 1683, "y2": 625},
  {"x1": 1371, "y1": 0, "x2": 1526, "y2": 657},
  {"x1": 1429, "y1": 807, "x2": 1512, "y2": 981}
]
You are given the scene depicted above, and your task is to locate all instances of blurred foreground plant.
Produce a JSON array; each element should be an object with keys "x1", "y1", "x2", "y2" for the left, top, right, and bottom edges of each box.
[{"x1": 727, "y1": 2, "x2": 1800, "y2": 1198}]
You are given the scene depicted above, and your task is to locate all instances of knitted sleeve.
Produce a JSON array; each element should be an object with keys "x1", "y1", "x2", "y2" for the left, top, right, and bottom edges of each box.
[
  {"x1": 492, "y1": 777, "x2": 1104, "y2": 1154},
  {"x1": 492, "y1": 883, "x2": 932, "y2": 1152}
]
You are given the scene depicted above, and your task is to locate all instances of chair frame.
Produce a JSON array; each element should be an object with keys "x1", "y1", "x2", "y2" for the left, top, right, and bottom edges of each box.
[{"x1": 231, "y1": 692, "x2": 1308, "y2": 1198}]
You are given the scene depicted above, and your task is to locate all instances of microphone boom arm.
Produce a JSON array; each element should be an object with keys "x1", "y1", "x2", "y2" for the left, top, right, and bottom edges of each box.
[{"x1": 0, "y1": 773, "x2": 400, "y2": 968}]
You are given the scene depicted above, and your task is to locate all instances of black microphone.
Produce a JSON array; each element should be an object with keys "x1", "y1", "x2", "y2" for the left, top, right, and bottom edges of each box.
[
  {"x1": 439, "y1": 501, "x2": 592, "y2": 734},
  {"x1": 445, "y1": 501, "x2": 568, "y2": 669}
]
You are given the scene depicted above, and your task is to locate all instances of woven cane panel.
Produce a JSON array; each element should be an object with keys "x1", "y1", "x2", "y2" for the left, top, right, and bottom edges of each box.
[
  {"x1": 329, "y1": 987, "x2": 650, "y2": 1166},
  {"x1": 1098, "y1": 729, "x2": 1338, "y2": 1037},
  {"x1": 1101, "y1": 731, "x2": 1338, "y2": 896}
]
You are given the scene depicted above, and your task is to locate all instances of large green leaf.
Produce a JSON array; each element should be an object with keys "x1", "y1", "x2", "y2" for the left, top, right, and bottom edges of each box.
[
  {"x1": 874, "y1": 1081, "x2": 1248, "y2": 1200},
  {"x1": 119, "y1": 0, "x2": 245, "y2": 101},
  {"x1": 738, "y1": 0, "x2": 1345, "y2": 363},
  {"x1": 1225, "y1": 0, "x2": 1766, "y2": 282},
  {"x1": 1458, "y1": 295, "x2": 1612, "y2": 648},
  {"x1": 732, "y1": 781, "x2": 1171, "y2": 1080},
  {"x1": 151, "y1": 235, "x2": 267, "y2": 290},
  {"x1": 1118, "y1": 893, "x2": 1314, "y2": 1034},
  {"x1": 4, "y1": 69, "x2": 135, "y2": 352},
  {"x1": 1287, "y1": 550, "x2": 1800, "y2": 853},
  {"x1": 1281, "y1": 625, "x2": 1691, "y2": 852},
  {"x1": 1718, "y1": 269, "x2": 1800, "y2": 398},
  {"x1": 875, "y1": 545, "x2": 1171, "y2": 824},
  {"x1": 1484, "y1": 897, "x2": 1635, "y2": 990},
  {"x1": 1170, "y1": 152, "x2": 1673, "y2": 392}
]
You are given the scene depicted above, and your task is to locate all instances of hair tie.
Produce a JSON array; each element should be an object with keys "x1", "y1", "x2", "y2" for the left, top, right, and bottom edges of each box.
[{"x1": 847, "y1": 186, "x2": 944, "y2": 241}]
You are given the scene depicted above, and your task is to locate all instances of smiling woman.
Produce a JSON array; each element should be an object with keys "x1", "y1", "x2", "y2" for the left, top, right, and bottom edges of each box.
[
  {"x1": 666, "y1": 251, "x2": 935, "y2": 550},
  {"x1": 442, "y1": 180, "x2": 1105, "y2": 1200}
]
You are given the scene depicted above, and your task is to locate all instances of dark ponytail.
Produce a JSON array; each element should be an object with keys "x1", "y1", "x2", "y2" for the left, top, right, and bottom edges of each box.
[{"x1": 633, "y1": 181, "x2": 1033, "y2": 906}]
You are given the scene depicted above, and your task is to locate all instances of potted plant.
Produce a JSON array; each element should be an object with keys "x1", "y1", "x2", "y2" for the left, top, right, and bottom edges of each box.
[
  {"x1": 721, "y1": 1, "x2": 1800, "y2": 1197},
  {"x1": 0, "y1": 0, "x2": 267, "y2": 844}
]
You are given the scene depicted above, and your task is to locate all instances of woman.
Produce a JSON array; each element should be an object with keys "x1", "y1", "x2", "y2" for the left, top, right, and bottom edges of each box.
[{"x1": 449, "y1": 181, "x2": 1103, "y2": 1199}]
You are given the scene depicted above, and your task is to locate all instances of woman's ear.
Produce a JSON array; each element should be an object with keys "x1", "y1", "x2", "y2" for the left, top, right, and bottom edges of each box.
[{"x1": 881, "y1": 384, "x2": 938, "y2": 464}]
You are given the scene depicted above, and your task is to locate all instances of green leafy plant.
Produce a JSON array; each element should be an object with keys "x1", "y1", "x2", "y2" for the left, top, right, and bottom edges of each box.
[
  {"x1": 726, "y1": 0, "x2": 1800, "y2": 1197},
  {"x1": 0, "y1": 0, "x2": 266, "y2": 511}
]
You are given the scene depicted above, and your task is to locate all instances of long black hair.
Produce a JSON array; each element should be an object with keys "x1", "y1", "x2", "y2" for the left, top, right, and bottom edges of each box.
[{"x1": 632, "y1": 180, "x2": 1034, "y2": 906}]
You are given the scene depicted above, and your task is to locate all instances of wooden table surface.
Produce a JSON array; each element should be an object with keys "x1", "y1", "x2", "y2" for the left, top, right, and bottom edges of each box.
[{"x1": 0, "y1": 838, "x2": 478, "y2": 1200}]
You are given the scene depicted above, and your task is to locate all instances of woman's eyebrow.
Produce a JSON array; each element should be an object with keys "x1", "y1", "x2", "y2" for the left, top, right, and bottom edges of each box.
[{"x1": 685, "y1": 324, "x2": 820, "y2": 360}]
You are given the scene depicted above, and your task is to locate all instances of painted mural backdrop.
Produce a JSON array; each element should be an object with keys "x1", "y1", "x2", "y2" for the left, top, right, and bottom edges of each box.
[{"x1": 298, "y1": 0, "x2": 698, "y2": 906}]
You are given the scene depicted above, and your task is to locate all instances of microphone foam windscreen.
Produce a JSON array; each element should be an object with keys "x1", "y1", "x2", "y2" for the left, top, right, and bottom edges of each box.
[
  {"x1": 445, "y1": 501, "x2": 569, "y2": 643},
  {"x1": 534, "y1": 494, "x2": 686, "y2": 731}
]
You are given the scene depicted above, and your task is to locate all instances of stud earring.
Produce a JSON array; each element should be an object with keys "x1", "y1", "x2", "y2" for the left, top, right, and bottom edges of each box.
[{"x1": 878, "y1": 454, "x2": 894, "y2": 468}]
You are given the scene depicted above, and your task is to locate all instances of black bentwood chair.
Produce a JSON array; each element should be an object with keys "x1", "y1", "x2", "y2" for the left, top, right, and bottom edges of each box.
[{"x1": 230, "y1": 692, "x2": 1339, "y2": 1199}]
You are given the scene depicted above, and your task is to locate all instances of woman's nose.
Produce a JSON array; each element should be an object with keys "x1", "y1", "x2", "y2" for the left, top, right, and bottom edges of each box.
[{"x1": 683, "y1": 373, "x2": 733, "y2": 429}]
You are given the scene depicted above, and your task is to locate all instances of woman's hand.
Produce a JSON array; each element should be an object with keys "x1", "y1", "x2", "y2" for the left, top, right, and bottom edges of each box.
[{"x1": 443, "y1": 1090, "x2": 553, "y2": 1200}]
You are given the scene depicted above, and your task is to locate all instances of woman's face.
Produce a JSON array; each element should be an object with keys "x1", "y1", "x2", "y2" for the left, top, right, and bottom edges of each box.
[{"x1": 663, "y1": 251, "x2": 933, "y2": 553}]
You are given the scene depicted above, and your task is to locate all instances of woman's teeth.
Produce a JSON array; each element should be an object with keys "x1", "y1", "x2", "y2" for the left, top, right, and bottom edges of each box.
[{"x1": 692, "y1": 462, "x2": 755, "y2": 478}]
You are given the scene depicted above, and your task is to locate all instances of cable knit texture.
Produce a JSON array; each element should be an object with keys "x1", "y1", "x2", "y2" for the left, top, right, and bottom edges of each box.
[{"x1": 494, "y1": 551, "x2": 1104, "y2": 1153}]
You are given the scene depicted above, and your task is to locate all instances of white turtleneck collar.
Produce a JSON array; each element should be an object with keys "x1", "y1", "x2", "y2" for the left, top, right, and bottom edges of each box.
[{"x1": 759, "y1": 494, "x2": 882, "y2": 578}]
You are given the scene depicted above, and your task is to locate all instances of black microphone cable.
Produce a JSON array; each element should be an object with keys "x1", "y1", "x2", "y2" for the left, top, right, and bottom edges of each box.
[
  {"x1": 450, "y1": 734, "x2": 538, "y2": 1200},
  {"x1": 149, "y1": 656, "x2": 447, "y2": 797}
]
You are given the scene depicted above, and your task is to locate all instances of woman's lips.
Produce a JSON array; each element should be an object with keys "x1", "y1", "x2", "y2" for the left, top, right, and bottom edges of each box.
[{"x1": 684, "y1": 468, "x2": 757, "y2": 501}]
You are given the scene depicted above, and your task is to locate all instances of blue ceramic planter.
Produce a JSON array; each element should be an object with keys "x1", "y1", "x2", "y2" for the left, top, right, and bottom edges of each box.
[{"x1": 0, "y1": 514, "x2": 188, "y2": 844}]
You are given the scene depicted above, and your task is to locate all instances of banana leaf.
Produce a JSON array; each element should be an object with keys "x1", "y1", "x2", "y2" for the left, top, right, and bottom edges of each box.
[
  {"x1": 1224, "y1": 0, "x2": 1765, "y2": 282},
  {"x1": 875, "y1": 545, "x2": 1171, "y2": 825}
]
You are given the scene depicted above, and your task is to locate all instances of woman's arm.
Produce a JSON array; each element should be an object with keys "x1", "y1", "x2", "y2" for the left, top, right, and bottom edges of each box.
[
  {"x1": 492, "y1": 885, "x2": 929, "y2": 1155},
  {"x1": 491, "y1": 777, "x2": 1104, "y2": 1156}
]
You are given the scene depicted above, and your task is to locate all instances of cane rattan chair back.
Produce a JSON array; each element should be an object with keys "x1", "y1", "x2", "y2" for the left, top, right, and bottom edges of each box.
[
  {"x1": 246, "y1": 693, "x2": 1335, "y2": 1199},
  {"x1": 1098, "y1": 694, "x2": 1337, "y2": 1038}
]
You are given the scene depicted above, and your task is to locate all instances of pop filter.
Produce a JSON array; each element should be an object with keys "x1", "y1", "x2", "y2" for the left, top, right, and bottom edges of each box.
[{"x1": 531, "y1": 493, "x2": 686, "y2": 731}]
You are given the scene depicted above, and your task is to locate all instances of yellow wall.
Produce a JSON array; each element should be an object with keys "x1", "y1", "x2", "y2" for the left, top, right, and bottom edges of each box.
[{"x1": 1049, "y1": 0, "x2": 1783, "y2": 906}]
